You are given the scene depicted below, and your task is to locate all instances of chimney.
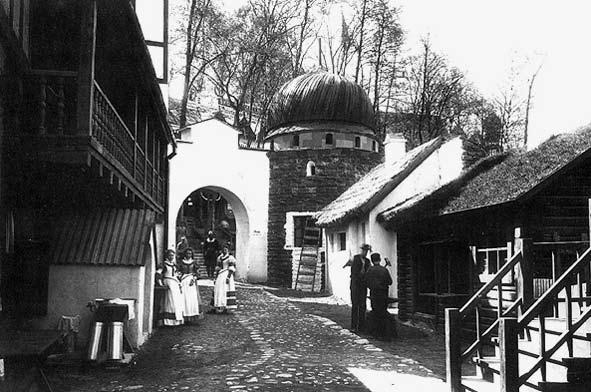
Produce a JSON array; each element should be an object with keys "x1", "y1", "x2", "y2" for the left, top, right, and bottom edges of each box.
[{"x1": 384, "y1": 133, "x2": 406, "y2": 164}]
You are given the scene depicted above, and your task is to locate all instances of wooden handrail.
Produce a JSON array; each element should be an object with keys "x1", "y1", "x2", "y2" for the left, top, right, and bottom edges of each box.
[
  {"x1": 93, "y1": 81, "x2": 135, "y2": 141},
  {"x1": 461, "y1": 298, "x2": 523, "y2": 360},
  {"x1": 519, "y1": 305, "x2": 591, "y2": 383},
  {"x1": 476, "y1": 247, "x2": 509, "y2": 253},
  {"x1": 532, "y1": 240, "x2": 589, "y2": 250},
  {"x1": 459, "y1": 250, "x2": 522, "y2": 317},
  {"x1": 519, "y1": 247, "x2": 591, "y2": 327}
]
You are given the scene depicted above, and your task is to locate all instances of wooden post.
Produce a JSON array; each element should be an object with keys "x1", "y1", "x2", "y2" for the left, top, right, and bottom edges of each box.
[
  {"x1": 514, "y1": 229, "x2": 533, "y2": 309},
  {"x1": 499, "y1": 317, "x2": 519, "y2": 392},
  {"x1": 133, "y1": 92, "x2": 138, "y2": 180},
  {"x1": 76, "y1": 0, "x2": 97, "y2": 135},
  {"x1": 469, "y1": 245, "x2": 476, "y2": 295},
  {"x1": 445, "y1": 308, "x2": 461, "y2": 392}
]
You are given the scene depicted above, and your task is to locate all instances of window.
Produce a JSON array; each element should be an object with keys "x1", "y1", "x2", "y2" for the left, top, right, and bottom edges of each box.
[
  {"x1": 325, "y1": 133, "x2": 334, "y2": 145},
  {"x1": 338, "y1": 232, "x2": 346, "y2": 251},
  {"x1": 329, "y1": 233, "x2": 334, "y2": 252},
  {"x1": 306, "y1": 161, "x2": 316, "y2": 176},
  {"x1": 372, "y1": 141, "x2": 377, "y2": 151},
  {"x1": 354, "y1": 136, "x2": 361, "y2": 148},
  {"x1": 293, "y1": 216, "x2": 308, "y2": 247},
  {"x1": 292, "y1": 134, "x2": 300, "y2": 147}
]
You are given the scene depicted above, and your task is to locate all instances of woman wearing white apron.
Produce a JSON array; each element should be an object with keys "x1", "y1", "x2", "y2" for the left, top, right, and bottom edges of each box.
[
  {"x1": 179, "y1": 248, "x2": 202, "y2": 323},
  {"x1": 159, "y1": 249, "x2": 184, "y2": 326},
  {"x1": 213, "y1": 244, "x2": 237, "y2": 314}
]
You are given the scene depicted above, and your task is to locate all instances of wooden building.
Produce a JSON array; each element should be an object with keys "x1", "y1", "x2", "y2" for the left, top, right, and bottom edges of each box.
[
  {"x1": 0, "y1": 0, "x2": 174, "y2": 349},
  {"x1": 315, "y1": 136, "x2": 465, "y2": 303},
  {"x1": 378, "y1": 125, "x2": 591, "y2": 327}
]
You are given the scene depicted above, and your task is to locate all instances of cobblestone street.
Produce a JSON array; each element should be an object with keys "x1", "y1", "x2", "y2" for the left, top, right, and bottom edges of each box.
[{"x1": 47, "y1": 283, "x2": 447, "y2": 392}]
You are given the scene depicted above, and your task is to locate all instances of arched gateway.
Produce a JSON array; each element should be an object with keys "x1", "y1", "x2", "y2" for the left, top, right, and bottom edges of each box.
[{"x1": 168, "y1": 119, "x2": 269, "y2": 282}]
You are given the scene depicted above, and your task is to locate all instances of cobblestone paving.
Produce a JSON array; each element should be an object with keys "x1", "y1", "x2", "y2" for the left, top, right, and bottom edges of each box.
[{"x1": 46, "y1": 284, "x2": 445, "y2": 392}]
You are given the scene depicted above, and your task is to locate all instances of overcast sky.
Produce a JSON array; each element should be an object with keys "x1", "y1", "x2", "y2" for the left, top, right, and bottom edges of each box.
[
  {"x1": 219, "y1": 0, "x2": 591, "y2": 148},
  {"x1": 396, "y1": 0, "x2": 591, "y2": 147}
]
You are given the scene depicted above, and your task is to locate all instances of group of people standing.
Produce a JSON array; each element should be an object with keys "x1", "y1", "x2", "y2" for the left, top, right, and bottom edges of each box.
[
  {"x1": 158, "y1": 231, "x2": 237, "y2": 327},
  {"x1": 347, "y1": 243, "x2": 394, "y2": 340}
]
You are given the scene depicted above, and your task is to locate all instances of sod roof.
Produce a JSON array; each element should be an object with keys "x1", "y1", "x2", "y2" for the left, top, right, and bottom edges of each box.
[
  {"x1": 378, "y1": 124, "x2": 591, "y2": 225},
  {"x1": 314, "y1": 137, "x2": 443, "y2": 227}
]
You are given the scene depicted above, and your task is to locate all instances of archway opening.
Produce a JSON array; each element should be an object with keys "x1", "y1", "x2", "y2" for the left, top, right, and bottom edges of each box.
[{"x1": 174, "y1": 186, "x2": 250, "y2": 281}]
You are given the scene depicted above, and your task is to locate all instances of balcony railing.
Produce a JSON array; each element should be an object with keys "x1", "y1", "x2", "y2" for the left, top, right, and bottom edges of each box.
[
  {"x1": 92, "y1": 81, "x2": 135, "y2": 176},
  {"x1": 24, "y1": 70, "x2": 78, "y2": 136},
  {"x1": 23, "y1": 70, "x2": 167, "y2": 208}
]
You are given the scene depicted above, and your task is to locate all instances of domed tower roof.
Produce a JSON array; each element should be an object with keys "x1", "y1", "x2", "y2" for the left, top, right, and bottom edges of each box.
[{"x1": 265, "y1": 72, "x2": 376, "y2": 140}]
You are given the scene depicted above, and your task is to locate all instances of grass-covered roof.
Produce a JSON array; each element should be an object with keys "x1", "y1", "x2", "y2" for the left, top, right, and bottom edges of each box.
[
  {"x1": 315, "y1": 137, "x2": 443, "y2": 227},
  {"x1": 378, "y1": 124, "x2": 591, "y2": 225}
]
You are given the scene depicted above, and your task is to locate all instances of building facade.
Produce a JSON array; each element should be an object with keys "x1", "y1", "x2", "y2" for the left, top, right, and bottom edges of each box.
[{"x1": 0, "y1": 0, "x2": 174, "y2": 348}]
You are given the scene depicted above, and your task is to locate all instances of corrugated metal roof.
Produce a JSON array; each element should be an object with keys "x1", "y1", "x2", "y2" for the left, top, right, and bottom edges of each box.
[{"x1": 50, "y1": 209, "x2": 155, "y2": 266}]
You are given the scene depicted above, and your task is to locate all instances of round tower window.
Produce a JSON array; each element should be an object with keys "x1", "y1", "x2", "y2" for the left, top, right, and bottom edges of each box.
[
  {"x1": 325, "y1": 133, "x2": 334, "y2": 145},
  {"x1": 355, "y1": 136, "x2": 361, "y2": 148},
  {"x1": 306, "y1": 161, "x2": 316, "y2": 176}
]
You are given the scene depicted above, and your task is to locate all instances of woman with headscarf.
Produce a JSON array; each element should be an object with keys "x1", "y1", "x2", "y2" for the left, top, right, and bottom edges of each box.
[
  {"x1": 212, "y1": 243, "x2": 237, "y2": 314},
  {"x1": 178, "y1": 248, "x2": 203, "y2": 323},
  {"x1": 159, "y1": 249, "x2": 184, "y2": 326}
]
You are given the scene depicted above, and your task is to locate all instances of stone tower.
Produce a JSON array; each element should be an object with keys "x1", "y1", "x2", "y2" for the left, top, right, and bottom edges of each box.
[{"x1": 265, "y1": 72, "x2": 383, "y2": 287}]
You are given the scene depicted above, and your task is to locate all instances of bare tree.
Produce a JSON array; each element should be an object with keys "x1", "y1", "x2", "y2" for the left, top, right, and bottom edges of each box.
[
  {"x1": 172, "y1": 0, "x2": 225, "y2": 128},
  {"x1": 206, "y1": 0, "x2": 301, "y2": 131},
  {"x1": 523, "y1": 60, "x2": 544, "y2": 148},
  {"x1": 353, "y1": 0, "x2": 369, "y2": 83},
  {"x1": 400, "y1": 39, "x2": 471, "y2": 147}
]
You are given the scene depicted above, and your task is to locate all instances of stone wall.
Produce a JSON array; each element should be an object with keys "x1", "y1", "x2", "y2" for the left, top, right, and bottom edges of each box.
[{"x1": 267, "y1": 148, "x2": 382, "y2": 286}]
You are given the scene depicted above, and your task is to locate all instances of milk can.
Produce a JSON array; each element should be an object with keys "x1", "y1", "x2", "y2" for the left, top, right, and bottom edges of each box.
[
  {"x1": 87, "y1": 321, "x2": 104, "y2": 361},
  {"x1": 106, "y1": 321, "x2": 124, "y2": 360}
]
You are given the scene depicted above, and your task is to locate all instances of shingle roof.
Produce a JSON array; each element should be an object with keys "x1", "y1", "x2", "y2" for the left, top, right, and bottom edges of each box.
[
  {"x1": 378, "y1": 124, "x2": 591, "y2": 225},
  {"x1": 50, "y1": 209, "x2": 155, "y2": 266},
  {"x1": 314, "y1": 137, "x2": 443, "y2": 227}
]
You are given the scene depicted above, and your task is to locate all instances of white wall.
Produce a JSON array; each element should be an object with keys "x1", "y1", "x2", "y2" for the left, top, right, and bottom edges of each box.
[
  {"x1": 38, "y1": 265, "x2": 146, "y2": 348},
  {"x1": 168, "y1": 119, "x2": 269, "y2": 282},
  {"x1": 323, "y1": 137, "x2": 465, "y2": 304}
]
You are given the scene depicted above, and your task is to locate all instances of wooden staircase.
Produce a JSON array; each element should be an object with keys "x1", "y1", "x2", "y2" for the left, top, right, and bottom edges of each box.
[
  {"x1": 294, "y1": 220, "x2": 322, "y2": 292},
  {"x1": 194, "y1": 252, "x2": 209, "y2": 278},
  {"x1": 447, "y1": 239, "x2": 591, "y2": 392}
]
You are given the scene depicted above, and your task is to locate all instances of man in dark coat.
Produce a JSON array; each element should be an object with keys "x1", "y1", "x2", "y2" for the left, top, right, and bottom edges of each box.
[
  {"x1": 348, "y1": 243, "x2": 372, "y2": 333},
  {"x1": 365, "y1": 252, "x2": 393, "y2": 340}
]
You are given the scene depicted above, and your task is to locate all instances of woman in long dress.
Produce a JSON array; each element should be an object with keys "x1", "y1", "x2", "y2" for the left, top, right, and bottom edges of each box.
[
  {"x1": 159, "y1": 249, "x2": 184, "y2": 326},
  {"x1": 213, "y1": 244, "x2": 237, "y2": 314},
  {"x1": 202, "y1": 230, "x2": 220, "y2": 278},
  {"x1": 178, "y1": 248, "x2": 202, "y2": 323}
]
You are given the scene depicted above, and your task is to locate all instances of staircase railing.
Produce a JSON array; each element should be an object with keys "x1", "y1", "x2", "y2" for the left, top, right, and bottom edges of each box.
[
  {"x1": 506, "y1": 247, "x2": 591, "y2": 391},
  {"x1": 446, "y1": 238, "x2": 528, "y2": 392}
]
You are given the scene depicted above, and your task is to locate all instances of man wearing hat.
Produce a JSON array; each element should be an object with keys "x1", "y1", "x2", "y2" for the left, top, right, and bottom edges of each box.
[{"x1": 348, "y1": 243, "x2": 372, "y2": 332}]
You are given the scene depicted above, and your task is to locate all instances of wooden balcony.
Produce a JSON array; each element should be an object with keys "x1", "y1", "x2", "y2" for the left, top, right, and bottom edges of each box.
[{"x1": 22, "y1": 69, "x2": 167, "y2": 212}]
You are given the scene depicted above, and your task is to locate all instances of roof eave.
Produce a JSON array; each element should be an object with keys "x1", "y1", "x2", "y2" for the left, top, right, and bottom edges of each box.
[{"x1": 316, "y1": 137, "x2": 445, "y2": 228}]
